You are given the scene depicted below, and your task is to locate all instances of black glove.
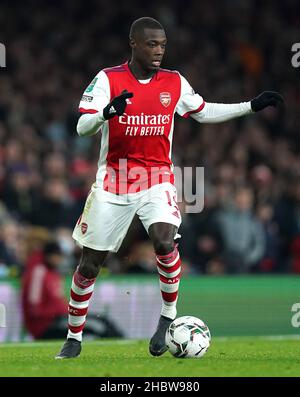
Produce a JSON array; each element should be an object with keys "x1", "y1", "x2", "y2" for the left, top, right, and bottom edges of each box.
[
  {"x1": 251, "y1": 91, "x2": 284, "y2": 112},
  {"x1": 103, "y1": 90, "x2": 134, "y2": 119}
]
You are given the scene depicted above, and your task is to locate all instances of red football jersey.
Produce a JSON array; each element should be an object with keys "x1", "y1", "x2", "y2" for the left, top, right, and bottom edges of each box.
[{"x1": 79, "y1": 62, "x2": 205, "y2": 194}]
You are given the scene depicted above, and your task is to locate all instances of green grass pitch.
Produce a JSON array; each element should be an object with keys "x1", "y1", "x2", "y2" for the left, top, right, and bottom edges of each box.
[{"x1": 1, "y1": 337, "x2": 300, "y2": 377}]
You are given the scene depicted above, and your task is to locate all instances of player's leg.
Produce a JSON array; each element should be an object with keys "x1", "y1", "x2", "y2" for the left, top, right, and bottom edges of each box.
[
  {"x1": 137, "y1": 182, "x2": 182, "y2": 356},
  {"x1": 56, "y1": 185, "x2": 137, "y2": 359},
  {"x1": 67, "y1": 247, "x2": 108, "y2": 339},
  {"x1": 148, "y1": 222, "x2": 182, "y2": 356},
  {"x1": 55, "y1": 247, "x2": 108, "y2": 359},
  {"x1": 149, "y1": 222, "x2": 181, "y2": 320}
]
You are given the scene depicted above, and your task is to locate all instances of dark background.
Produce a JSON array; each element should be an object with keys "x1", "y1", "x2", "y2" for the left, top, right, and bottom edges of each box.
[{"x1": 0, "y1": 0, "x2": 299, "y2": 276}]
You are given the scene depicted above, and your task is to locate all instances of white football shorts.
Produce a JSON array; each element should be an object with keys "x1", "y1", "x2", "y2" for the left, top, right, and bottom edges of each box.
[{"x1": 72, "y1": 182, "x2": 182, "y2": 252}]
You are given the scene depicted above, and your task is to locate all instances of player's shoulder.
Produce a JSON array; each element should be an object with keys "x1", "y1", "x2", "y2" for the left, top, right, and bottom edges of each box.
[
  {"x1": 102, "y1": 63, "x2": 127, "y2": 75},
  {"x1": 157, "y1": 68, "x2": 181, "y2": 84},
  {"x1": 158, "y1": 67, "x2": 180, "y2": 76}
]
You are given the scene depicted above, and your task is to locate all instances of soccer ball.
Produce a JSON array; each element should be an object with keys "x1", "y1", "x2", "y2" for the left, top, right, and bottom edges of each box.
[{"x1": 165, "y1": 316, "x2": 211, "y2": 358}]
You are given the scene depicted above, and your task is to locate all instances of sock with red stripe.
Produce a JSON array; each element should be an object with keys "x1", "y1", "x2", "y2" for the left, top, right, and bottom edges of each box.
[
  {"x1": 67, "y1": 268, "x2": 96, "y2": 342},
  {"x1": 156, "y1": 244, "x2": 182, "y2": 320}
]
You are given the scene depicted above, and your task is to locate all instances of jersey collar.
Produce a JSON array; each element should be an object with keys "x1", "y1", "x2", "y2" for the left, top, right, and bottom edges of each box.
[{"x1": 124, "y1": 61, "x2": 158, "y2": 85}]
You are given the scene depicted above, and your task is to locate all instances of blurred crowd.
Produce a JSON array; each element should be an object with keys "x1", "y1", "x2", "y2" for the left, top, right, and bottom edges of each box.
[{"x1": 0, "y1": 0, "x2": 299, "y2": 276}]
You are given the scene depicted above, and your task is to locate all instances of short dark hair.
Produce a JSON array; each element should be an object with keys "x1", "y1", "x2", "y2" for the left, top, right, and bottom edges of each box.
[
  {"x1": 44, "y1": 241, "x2": 62, "y2": 256},
  {"x1": 129, "y1": 17, "x2": 164, "y2": 39}
]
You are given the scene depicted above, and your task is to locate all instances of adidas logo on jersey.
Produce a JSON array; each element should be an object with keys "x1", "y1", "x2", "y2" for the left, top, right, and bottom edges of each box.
[{"x1": 109, "y1": 106, "x2": 117, "y2": 114}]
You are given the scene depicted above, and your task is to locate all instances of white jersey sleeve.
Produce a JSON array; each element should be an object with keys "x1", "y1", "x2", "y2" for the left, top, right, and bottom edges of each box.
[
  {"x1": 176, "y1": 74, "x2": 253, "y2": 122},
  {"x1": 176, "y1": 74, "x2": 205, "y2": 118},
  {"x1": 79, "y1": 70, "x2": 110, "y2": 114},
  {"x1": 191, "y1": 101, "x2": 252, "y2": 123}
]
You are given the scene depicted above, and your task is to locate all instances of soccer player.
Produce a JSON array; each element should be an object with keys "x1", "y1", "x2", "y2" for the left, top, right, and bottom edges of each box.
[{"x1": 56, "y1": 17, "x2": 283, "y2": 358}]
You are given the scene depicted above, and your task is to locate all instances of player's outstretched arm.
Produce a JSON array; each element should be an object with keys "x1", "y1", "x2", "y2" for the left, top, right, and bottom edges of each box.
[
  {"x1": 190, "y1": 91, "x2": 283, "y2": 124},
  {"x1": 77, "y1": 90, "x2": 134, "y2": 137}
]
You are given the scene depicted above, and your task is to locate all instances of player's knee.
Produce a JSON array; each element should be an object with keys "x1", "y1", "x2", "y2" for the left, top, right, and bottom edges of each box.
[
  {"x1": 153, "y1": 239, "x2": 175, "y2": 256},
  {"x1": 78, "y1": 260, "x2": 100, "y2": 279},
  {"x1": 78, "y1": 248, "x2": 103, "y2": 278}
]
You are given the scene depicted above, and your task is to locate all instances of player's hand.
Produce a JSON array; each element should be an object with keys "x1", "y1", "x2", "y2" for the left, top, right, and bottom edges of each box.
[
  {"x1": 103, "y1": 90, "x2": 134, "y2": 119},
  {"x1": 250, "y1": 91, "x2": 284, "y2": 112}
]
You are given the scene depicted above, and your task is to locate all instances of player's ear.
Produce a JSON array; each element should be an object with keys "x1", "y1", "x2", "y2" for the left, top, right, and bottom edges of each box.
[{"x1": 129, "y1": 37, "x2": 136, "y2": 49}]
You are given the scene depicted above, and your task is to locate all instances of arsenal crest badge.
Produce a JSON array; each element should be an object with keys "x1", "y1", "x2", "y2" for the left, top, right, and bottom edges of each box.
[
  {"x1": 160, "y1": 92, "x2": 171, "y2": 107},
  {"x1": 81, "y1": 222, "x2": 88, "y2": 234}
]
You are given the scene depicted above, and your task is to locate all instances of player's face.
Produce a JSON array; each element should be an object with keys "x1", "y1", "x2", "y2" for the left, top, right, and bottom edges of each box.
[
  {"x1": 46, "y1": 253, "x2": 63, "y2": 268},
  {"x1": 133, "y1": 28, "x2": 167, "y2": 71}
]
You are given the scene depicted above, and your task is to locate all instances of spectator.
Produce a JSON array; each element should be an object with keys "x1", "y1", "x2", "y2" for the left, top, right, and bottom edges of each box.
[
  {"x1": 182, "y1": 195, "x2": 222, "y2": 274},
  {"x1": 274, "y1": 175, "x2": 300, "y2": 271},
  {"x1": 126, "y1": 241, "x2": 156, "y2": 274},
  {"x1": 214, "y1": 186, "x2": 265, "y2": 273},
  {"x1": 22, "y1": 241, "x2": 68, "y2": 339},
  {"x1": 31, "y1": 178, "x2": 76, "y2": 229},
  {"x1": 2, "y1": 165, "x2": 37, "y2": 223},
  {"x1": 0, "y1": 221, "x2": 24, "y2": 276},
  {"x1": 256, "y1": 202, "x2": 280, "y2": 272},
  {"x1": 22, "y1": 226, "x2": 52, "y2": 272}
]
